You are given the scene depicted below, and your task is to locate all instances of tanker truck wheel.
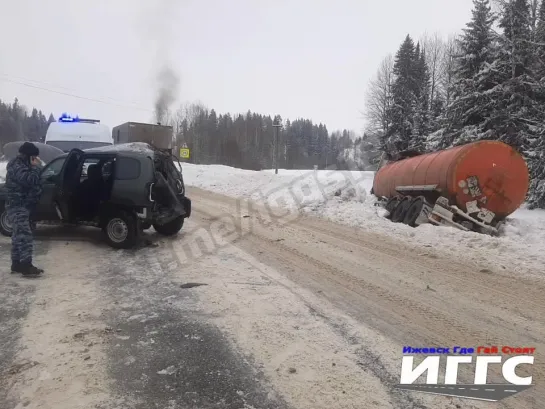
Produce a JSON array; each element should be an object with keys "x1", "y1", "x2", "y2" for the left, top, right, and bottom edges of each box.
[
  {"x1": 403, "y1": 197, "x2": 425, "y2": 227},
  {"x1": 384, "y1": 197, "x2": 401, "y2": 219},
  {"x1": 391, "y1": 197, "x2": 412, "y2": 223}
]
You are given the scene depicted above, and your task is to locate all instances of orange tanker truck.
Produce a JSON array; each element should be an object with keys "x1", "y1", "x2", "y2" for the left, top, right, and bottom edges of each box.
[{"x1": 372, "y1": 140, "x2": 529, "y2": 235}]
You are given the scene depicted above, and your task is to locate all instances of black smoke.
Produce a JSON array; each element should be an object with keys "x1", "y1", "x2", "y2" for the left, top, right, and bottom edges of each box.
[
  {"x1": 154, "y1": 65, "x2": 180, "y2": 124},
  {"x1": 139, "y1": 1, "x2": 181, "y2": 124}
]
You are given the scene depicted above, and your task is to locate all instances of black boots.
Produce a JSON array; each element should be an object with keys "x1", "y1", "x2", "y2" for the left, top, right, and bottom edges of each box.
[{"x1": 11, "y1": 262, "x2": 44, "y2": 277}]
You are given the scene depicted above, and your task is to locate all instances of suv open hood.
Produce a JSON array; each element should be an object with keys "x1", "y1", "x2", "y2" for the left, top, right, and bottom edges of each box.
[{"x1": 1, "y1": 141, "x2": 65, "y2": 165}]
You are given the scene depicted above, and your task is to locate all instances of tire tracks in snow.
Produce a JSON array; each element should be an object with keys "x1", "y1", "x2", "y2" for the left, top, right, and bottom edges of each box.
[
  {"x1": 95, "y1": 241, "x2": 289, "y2": 409},
  {"x1": 185, "y1": 186, "x2": 544, "y2": 409},
  {"x1": 0, "y1": 231, "x2": 289, "y2": 409}
]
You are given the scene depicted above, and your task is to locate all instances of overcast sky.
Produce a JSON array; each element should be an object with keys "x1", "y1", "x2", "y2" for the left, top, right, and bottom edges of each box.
[{"x1": 0, "y1": 0, "x2": 474, "y2": 134}]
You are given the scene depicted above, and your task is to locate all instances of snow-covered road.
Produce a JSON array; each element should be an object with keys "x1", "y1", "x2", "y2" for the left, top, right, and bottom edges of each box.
[
  {"x1": 1, "y1": 186, "x2": 544, "y2": 409},
  {"x1": 1, "y1": 161, "x2": 544, "y2": 409}
]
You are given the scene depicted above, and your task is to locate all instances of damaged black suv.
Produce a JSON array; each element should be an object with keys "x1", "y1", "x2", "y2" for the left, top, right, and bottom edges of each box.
[{"x1": 0, "y1": 143, "x2": 191, "y2": 249}]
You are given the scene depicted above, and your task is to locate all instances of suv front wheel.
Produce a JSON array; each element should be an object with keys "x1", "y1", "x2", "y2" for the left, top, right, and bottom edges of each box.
[
  {"x1": 0, "y1": 205, "x2": 36, "y2": 237},
  {"x1": 103, "y1": 211, "x2": 138, "y2": 249},
  {"x1": 0, "y1": 204, "x2": 12, "y2": 237},
  {"x1": 153, "y1": 216, "x2": 184, "y2": 236}
]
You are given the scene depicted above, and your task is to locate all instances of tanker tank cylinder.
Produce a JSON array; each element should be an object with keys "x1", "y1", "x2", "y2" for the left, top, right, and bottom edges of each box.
[{"x1": 372, "y1": 140, "x2": 529, "y2": 232}]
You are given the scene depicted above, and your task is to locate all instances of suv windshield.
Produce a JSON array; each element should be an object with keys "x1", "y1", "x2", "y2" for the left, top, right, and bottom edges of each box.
[
  {"x1": 46, "y1": 141, "x2": 112, "y2": 152},
  {"x1": 41, "y1": 157, "x2": 67, "y2": 181}
]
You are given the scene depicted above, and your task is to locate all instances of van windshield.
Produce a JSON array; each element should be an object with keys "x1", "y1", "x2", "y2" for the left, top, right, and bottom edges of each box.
[{"x1": 45, "y1": 141, "x2": 112, "y2": 152}]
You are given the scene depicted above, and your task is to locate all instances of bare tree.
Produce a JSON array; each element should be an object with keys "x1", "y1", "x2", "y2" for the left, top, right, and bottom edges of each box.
[
  {"x1": 439, "y1": 34, "x2": 461, "y2": 110},
  {"x1": 364, "y1": 54, "x2": 394, "y2": 138},
  {"x1": 177, "y1": 102, "x2": 207, "y2": 126},
  {"x1": 172, "y1": 102, "x2": 209, "y2": 162},
  {"x1": 421, "y1": 32, "x2": 445, "y2": 107},
  {"x1": 173, "y1": 105, "x2": 186, "y2": 135}
]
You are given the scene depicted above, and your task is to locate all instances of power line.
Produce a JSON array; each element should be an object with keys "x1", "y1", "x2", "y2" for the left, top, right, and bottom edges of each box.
[
  {"x1": 0, "y1": 73, "x2": 150, "y2": 108},
  {"x1": 0, "y1": 76, "x2": 154, "y2": 113}
]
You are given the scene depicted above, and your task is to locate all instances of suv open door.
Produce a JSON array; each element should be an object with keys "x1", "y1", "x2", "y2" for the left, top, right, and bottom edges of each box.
[{"x1": 55, "y1": 148, "x2": 84, "y2": 221}]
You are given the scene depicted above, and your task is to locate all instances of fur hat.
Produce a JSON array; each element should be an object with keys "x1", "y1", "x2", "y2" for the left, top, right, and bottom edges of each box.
[{"x1": 18, "y1": 142, "x2": 39, "y2": 157}]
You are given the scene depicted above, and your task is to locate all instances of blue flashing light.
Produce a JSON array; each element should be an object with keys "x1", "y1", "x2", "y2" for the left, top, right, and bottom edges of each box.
[{"x1": 59, "y1": 112, "x2": 80, "y2": 122}]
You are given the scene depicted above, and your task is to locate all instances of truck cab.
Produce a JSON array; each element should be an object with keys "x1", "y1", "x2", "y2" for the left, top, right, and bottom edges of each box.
[{"x1": 45, "y1": 113, "x2": 113, "y2": 152}]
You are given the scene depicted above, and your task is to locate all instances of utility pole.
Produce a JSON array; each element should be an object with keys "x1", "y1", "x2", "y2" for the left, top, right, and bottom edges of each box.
[{"x1": 273, "y1": 120, "x2": 282, "y2": 175}]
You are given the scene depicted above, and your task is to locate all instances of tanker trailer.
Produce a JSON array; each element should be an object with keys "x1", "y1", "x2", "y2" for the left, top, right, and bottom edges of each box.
[{"x1": 372, "y1": 140, "x2": 529, "y2": 235}]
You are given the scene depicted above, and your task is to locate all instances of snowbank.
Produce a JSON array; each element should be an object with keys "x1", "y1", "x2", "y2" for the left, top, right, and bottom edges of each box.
[{"x1": 181, "y1": 163, "x2": 545, "y2": 278}]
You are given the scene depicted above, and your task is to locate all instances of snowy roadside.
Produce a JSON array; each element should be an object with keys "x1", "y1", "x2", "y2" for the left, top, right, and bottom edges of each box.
[
  {"x1": 181, "y1": 163, "x2": 545, "y2": 278},
  {"x1": 1, "y1": 160, "x2": 542, "y2": 277}
]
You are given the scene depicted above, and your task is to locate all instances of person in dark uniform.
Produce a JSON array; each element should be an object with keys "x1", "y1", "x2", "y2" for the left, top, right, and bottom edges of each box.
[{"x1": 5, "y1": 142, "x2": 44, "y2": 277}]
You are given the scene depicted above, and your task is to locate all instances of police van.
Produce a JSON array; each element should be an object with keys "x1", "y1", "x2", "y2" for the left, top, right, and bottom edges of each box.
[{"x1": 45, "y1": 113, "x2": 113, "y2": 152}]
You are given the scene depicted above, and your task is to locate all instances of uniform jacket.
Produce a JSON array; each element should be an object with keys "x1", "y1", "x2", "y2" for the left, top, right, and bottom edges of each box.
[{"x1": 5, "y1": 156, "x2": 43, "y2": 211}]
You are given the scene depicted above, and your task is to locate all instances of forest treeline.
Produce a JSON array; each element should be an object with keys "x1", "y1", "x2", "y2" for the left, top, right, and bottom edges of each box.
[
  {"x1": 0, "y1": 98, "x2": 55, "y2": 145},
  {"x1": 166, "y1": 103, "x2": 378, "y2": 171},
  {"x1": 0, "y1": 97, "x2": 377, "y2": 172}
]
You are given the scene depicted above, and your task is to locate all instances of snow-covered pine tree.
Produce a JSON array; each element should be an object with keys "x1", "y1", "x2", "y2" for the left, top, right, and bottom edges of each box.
[
  {"x1": 456, "y1": 0, "x2": 497, "y2": 79},
  {"x1": 498, "y1": 0, "x2": 533, "y2": 79},
  {"x1": 461, "y1": 0, "x2": 545, "y2": 208},
  {"x1": 494, "y1": 0, "x2": 545, "y2": 208},
  {"x1": 411, "y1": 43, "x2": 423, "y2": 146},
  {"x1": 447, "y1": 0, "x2": 534, "y2": 150},
  {"x1": 526, "y1": 0, "x2": 545, "y2": 209},
  {"x1": 385, "y1": 35, "x2": 418, "y2": 155},
  {"x1": 410, "y1": 44, "x2": 431, "y2": 151},
  {"x1": 440, "y1": 0, "x2": 497, "y2": 148},
  {"x1": 535, "y1": 0, "x2": 545, "y2": 79}
]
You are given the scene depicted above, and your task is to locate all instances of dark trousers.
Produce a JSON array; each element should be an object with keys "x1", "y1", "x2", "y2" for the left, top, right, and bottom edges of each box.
[{"x1": 7, "y1": 207, "x2": 33, "y2": 264}]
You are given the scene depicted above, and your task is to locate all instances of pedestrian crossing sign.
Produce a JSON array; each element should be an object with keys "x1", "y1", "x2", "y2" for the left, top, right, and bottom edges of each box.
[{"x1": 180, "y1": 148, "x2": 190, "y2": 159}]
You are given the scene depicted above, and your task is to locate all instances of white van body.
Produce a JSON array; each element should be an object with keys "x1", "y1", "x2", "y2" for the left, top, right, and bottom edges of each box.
[{"x1": 45, "y1": 115, "x2": 113, "y2": 152}]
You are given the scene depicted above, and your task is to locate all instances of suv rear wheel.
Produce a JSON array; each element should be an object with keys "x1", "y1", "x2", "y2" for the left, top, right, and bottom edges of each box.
[
  {"x1": 153, "y1": 216, "x2": 184, "y2": 236},
  {"x1": 103, "y1": 211, "x2": 138, "y2": 249}
]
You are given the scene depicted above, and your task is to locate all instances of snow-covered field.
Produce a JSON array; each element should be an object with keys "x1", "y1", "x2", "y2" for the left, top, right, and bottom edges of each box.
[{"x1": 181, "y1": 163, "x2": 545, "y2": 278}]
